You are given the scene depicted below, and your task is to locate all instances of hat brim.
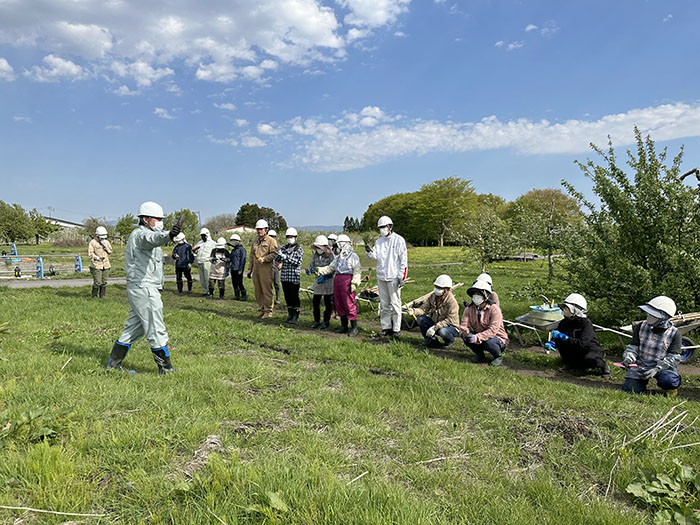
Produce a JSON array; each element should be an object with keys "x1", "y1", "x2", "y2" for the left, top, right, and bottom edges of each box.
[
  {"x1": 639, "y1": 304, "x2": 667, "y2": 318},
  {"x1": 467, "y1": 287, "x2": 488, "y2": 297}
]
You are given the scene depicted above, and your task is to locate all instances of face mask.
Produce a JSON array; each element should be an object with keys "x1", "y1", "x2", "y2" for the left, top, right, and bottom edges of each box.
[
  {"x1": 287, "y1": 238, "x2": 296, "y2": 245},
  {"x1": 153, "y1": 220, "x2": 164, "y2": 231},
  {"x1": 646, "y1": 314, "x2": 662, "y2": 327},
  {"x1": 178, "y1": 239, "x2": 185, "y2": 244},
  {"x1": 379, "y1": 227, "x2": 389, "y2": 236},
  {"x1": 472, "y1": 294, "x2": 484, "y2": 306},
  {"x1": 201, "y1": 234, "x2": 208, "y2": 241},
  {"x1": 562, "y1": 306, "x2": 573, "y2": 318},
  {"x1": 316, "y1": 248, "x2": 324, "y2": 255},
  {"x1": 433, "y1": 287, "x2": 444, "y2": 296},
  {"x1": 339, "y1": 242, "x2": 350, "y2": 252}
]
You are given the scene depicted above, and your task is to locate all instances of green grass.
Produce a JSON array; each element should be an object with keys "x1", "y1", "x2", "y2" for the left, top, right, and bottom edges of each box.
[{"x1": 1, "y1": 248, "x2": 699, "y2": 523}]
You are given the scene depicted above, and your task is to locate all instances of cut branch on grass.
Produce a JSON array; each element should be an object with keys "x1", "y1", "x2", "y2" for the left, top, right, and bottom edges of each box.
[
  {"x1": 0, "y1": 505, "x2": 106, "y2": 518},
  {"x1": 347, "y1": 471, "x2": 368, "y2": 485},
  {"x1": 60, "y1": 356, "x2": 72, "y2": 371},
  {"x1": 414, "y1": 453, "x2": 472, "y2": 465}
]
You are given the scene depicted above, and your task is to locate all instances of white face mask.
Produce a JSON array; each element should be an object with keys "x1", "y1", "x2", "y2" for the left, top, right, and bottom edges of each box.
[
  {"x1": 472, "y1": 294, "x2": 484, "y2": 306},
  {"x1": 379, "y1": 227, "x2": 389, "y2": 236},
  {"x1": 339, "y1": 242, "x2": 350, "y2": 252},
  {"x1": 562, "y1": 305, "x2": 573, "y2": 318},
  {"x1": 316, "y1": 248, "x2": 324, "y2": 255},
  {"x1": 287, "y1": 237, "x2": 296, "y2": 245},
  {"x1": 646, "y1": 314, "x2": 662, "y2": 327},
  {"x1": 153, "y1": 220, "x2": 164, "y2": 231},
  {"x1": 433, "y1": 287, "x2": 444, "y2": 296}
]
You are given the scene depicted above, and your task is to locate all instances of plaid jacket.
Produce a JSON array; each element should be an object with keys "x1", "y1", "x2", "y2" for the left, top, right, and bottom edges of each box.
[
  {"x1": 278, "y1": 244, "x2": 303, "y2": 284},
  {"x1": 625, "y1": 320, "x2": 681, "y2": 379}
]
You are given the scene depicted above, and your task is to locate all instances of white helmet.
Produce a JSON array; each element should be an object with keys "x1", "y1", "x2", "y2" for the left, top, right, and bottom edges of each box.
[
  {"x1": 255, "y1": 219, "x2": 269, "y2": 229},
  {"x1": 337, "y1": 234, "x2": 351, "y2": 245},
  {"x1": 173, "y1": 232, "x2": 185, "y2": 243},
  {"x1": 268, "y1": 229, "x2": 277, "y2": 237},
  {"x1": 215, "y1": 237, "x2": 226, "y2": 248},
  {"x1": 138, "y1": 201, "x2": 164, "y2": 218},
  {"x1": 327, "y1": 234, "x2": 338, "y2": 242},
  {"x1": 640, "y1": 296, "x2": 676, "y2": 318},
  {"x1": 95, "y1": 226, "x2": 108, "y2": 237},
  {"x1": 200, "y1": 227, "x2": 210, "y2": 236},
  {"x1": 560, "y1": 293, "x2": 587, "y2": 311},
  {"x1": 477, "y1": 272, "x2": 493, "y2": 287},
  {"x1": 377, "y1": 216, "x2": 393, "y2": 228},
  {"x1": 285, "y1": 227, "x2": 298, "y2": 237},
  {"x1": 314, "y1": 235, "x2": 328, "y2": 246},
  {"x1": 467, "y1": 279, "x2": 492, "y2": 297},
  {"x1": 230, "y1": 233, "x2": 241, "y2": 242},
  {"x1": 433, "y1": 274, "x2": 453, "y2": 288}
]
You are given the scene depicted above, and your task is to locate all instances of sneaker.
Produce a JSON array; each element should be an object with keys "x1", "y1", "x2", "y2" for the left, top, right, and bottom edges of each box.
[
  {"x1": 318, "y1": 322, "x2": 330, "y2": 330},
  {"x1": 391, "y1": 331, "x2": 401, "y2": 340},
  {"x1": 382, "y1": 329, "x2": 392, "y2": 337},
  {"x1": 310, "y1": 321, "x2": 321, "y2": 329},
  {"x1": 470, "y1": 354, "x2": 485, "y2": 364},
  {"x1": 559, "y1": 363, "x2": 574, "y2": 372},
  {"x1": 489, "y1": 356, "x2": 503, "y2": 367},
  {"x1": 442, "y1": 340, "x2": 455, "y2": 349},
  {"x1": 423, "y1": 338, "x2": 439, "y2": 348}
]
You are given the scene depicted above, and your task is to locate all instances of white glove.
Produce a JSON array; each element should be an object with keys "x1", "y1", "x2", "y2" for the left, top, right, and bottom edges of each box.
[{"x1": 426, "y1": 326, "x2": 437, "y2": 338}]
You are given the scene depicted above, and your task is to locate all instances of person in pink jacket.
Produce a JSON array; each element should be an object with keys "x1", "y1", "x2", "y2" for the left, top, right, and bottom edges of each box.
[{"x1": 458, "y1": 279, "x2": 509, "y2": 366}]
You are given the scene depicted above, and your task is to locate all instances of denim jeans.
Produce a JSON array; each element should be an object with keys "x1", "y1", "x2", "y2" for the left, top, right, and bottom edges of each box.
[
  {"x1": 417, "y1": 315, "x2": 459, "y2": 344},
  {"x1": 622, "y1": 370, "x2": 681, "y2": 393},
  {"x1": 464, "y1": 336, "x2": 505, "y2": 358}
]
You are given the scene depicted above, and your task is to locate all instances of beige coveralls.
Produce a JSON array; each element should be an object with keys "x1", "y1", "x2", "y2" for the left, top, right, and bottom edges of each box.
[{"x1": 249, "y1": 234, "x2": 278, "y2": 317}]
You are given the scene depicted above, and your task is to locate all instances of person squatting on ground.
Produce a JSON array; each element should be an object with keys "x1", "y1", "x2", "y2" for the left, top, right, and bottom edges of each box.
[
  {"x1": 268, "y1": 229, "x2": 282, "y2": 305},
  {"x1": 227, "y1": 234, "x2": 247, "y2": 301},
  {"x1": 171, "y1": 232, "x2": 194, "y2": 294},
  {"x1": 308, "y1": 235, "x2": 335, "y2": 330},
  {"x1": 248, "y1": 220, "x2": 279, "y2": 318},
  {"x1": 88, "y1": 226, "x2": 112, "y2": 299},
  {"x1": 459, "y1": 279, "x2": 509, "y2": 366},
  {"x1": 106, "y1": 201, "x2": 180, "y2": 375},
  {"x1": 193, "y1": 227, "x2": 216, "y2": 295},
  {"x1": 317, "y1": 234, "x2": 361, "y2": 336},
  {"x1": 546, "y1": 293, "x2": 610, "y2": 378},
  {"x1": 276, "y1": 227, "x2": 304, "y2": 324},
  {"x1": 208, "y1": 237, "x2": 230, "y2": 299},
  {"x1": 406, "y1": 274, "x2": 460, "y2": 348},
  {"x1": 621, "y1": 296, "x2": 682, "y2": 396},
  {"x1": 365, "y1": 216, "x2": 408, "y2": 340}
]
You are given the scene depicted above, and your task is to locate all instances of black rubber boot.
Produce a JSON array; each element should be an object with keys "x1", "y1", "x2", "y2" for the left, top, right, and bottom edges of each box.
[
  {"x1": 106, "y1": 342, "x2": 129, "y2": 371},
  {"x1": 99, "y1": 284, "x2": 107, "y2": 299},
  {"x1": 92, "y1": 285, "x2": 99, "y2": 298},
  {"x1": 234, "y1": 291, "x2": 240, "y2": 301},
  {"x1": 187, "y1": 281, "x2": 192, "y2": 294},
  {"x1": 219, "y1": 288, "x2": 225, "y2": 300},
  {"x1": 335, "y1": 316, "x2": 349, "y2": 334},
  {"x1": 240, "y1": 290, "x2": 247, "y2": 301},
  {"x1": 348, "y1": 320, "x2": 358, "y2": 337},
  {"x1": 288, "y1": 308, "x2": 299, "y2": 325},
  {"x1": 177, "y1": 281, "x2": 183, "y2": 293},
  {"x1": 152, "y1": 348, "x2": 175, "y2": 375},
  {"x1": 207, "y1": 286, "x2": 214, "y2": 299},
  {"x1": 285, "y1": 307, "x2": 294, "y2": 323},
  {"x1": 600, "y1": 362, "x2": 611, "y2": 379},
  {"x1": 319, "y1": 321, "x2": 329, "y2": 330}
]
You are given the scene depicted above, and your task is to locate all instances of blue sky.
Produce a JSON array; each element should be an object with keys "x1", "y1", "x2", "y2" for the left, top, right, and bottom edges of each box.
[{"x1": 2, "y1": 0, "x2": 700, "y2": 227}]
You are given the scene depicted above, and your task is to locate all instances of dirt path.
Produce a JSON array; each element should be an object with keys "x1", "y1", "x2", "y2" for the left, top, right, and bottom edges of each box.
[{"x1": 1, "y1": 276, "x2": 178, "y2": 289}]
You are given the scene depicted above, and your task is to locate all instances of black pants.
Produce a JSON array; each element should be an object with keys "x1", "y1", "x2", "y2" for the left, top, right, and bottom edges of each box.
[
  {"x1": 282, "y1": 281, "x2": 300, "y2": 309},
  {"x1": 176, "y1": 266, "x2": 193, "y2": 291},
  {"x1": 313, "y1": 294, "x2": 333, "y2": 322},
  {"x1": 231, "y1": 270, "x2": 245, "y2": 296},
  {"x1": 559, "y1": 347, "x2": 606, "y2": 370}
]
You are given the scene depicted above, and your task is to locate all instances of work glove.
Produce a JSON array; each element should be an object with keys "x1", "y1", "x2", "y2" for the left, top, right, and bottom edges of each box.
[
  {"x1": 395, "y1": 276, "x2": 405, "y2": 289},
  {"x1": 168, "y1": 224, "x2": 181, "y2": 240},
  {"x1": 544, "y1": 341, "x2": 557, "y2": 352},
  {"x1": 641, "y1": 367, "x2": 661, "y2": 380},
  {"x1": 350, "y1": 282, "x2": 357, "y2": 294},
  {"x1": 405, "y1": 306, "x2": 415, "y2": 316},
  {"x1": 256, "y1": 256, "x2": 264, "y2": 264},
  {"x1": 172, "y1": 253, "x2": 179, "y2": 259},
  {"x1": 621, "y1": 351, "x2": 636, "y2": 367},
  {"x1": 364, "y1": 244, "x2": 371, "y2": 253},
  {"x1": 463, "y1": 333, "x2": 476, "y2": 345},
  {"x1": 551, "y1": 330, "x2": 569, "y2": 342},
  {"x1": 426, "y1": 326, "x2": 437, "y2": 338}
]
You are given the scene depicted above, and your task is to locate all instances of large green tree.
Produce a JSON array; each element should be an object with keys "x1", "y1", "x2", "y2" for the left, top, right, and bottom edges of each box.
[
  {"x1": 234, "y1": 203, "x2": 287, "y2": 232},
  {"x1": 414, "y1": 177, "x2": 478, "y2": 246},
  {"x1": 0, "y1": 201, "x2": 34, "y2": 243},
  {"x1": 115, "y1": 214, "x2": 137, "y2": 243},
  {"x1": 562, "y1": 128, "x2": 700, "y2": 324},
  {"x1": 29, "y1": 209, "x2": 59, "y2": 244}
]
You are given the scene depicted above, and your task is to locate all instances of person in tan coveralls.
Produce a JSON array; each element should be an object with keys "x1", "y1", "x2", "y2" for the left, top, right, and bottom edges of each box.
[
  {"x1": 88, "y1": 226, "x2": 113, "y2": 299},
  {"x1": 247, "y1": 219, "x2": 279, "y2": 318}
]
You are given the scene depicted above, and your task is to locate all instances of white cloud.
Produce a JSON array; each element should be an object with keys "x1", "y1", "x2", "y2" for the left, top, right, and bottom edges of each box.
[
  {"x1": 263, "y1": 102, "x2": 700, "y2": 172},
  {"x1": 257, "y1": 123, "x2": 281, "y2": 135},
  {"x1": 235, "y1": 119, "x2": 249, "y2": 127},
  {"x1": 104, "y1": 124, "x2": 123, "y2": 130},
  {"x1": 241, "y1": 136, "x2": 267, "y2": 148},
  {"x1": 24, "y1": 54, "x2": 89, "y2": 82},
  {"x1": 494, "y1": 40, "x2": 504, "y2": 48},
  {"x1": 214, "y1": 102, "x2": 237, "y2": 110},
  {"x1": 13, "y1": 115, "x2": 32, "y2": 123},
  {"x1": 507, "y1": 41, "x2": 524, "y2": 51},
  {"x1": 0, "y1": 57, "x2": 15, "y2": 81},
  {"x1": 524, "y1": 24, "x2": 538, "y2": 32},
  {"x1": 0, "y1": 0, "x2": 408, "y2": 89},
  {"x1": 663, "y1": 14, "x2": 673, "y2": 23},
  {"x1": 113, "y1": 84, "x2": 140, "y2": 96},
  {"x1": 207, "y1": 134, "x2": 238, "y2": 146},
  {"x1": 394, "y1": 31, "x2": 406, "y2": 37},
  {"x1": 539, "y1": 20, "x2": 559, "y2": 36},
  {"x1": 153, "y1": 107, "x2": 175, "y2": 119}
]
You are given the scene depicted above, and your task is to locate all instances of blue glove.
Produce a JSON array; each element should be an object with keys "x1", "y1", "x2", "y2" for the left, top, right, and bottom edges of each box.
[
  {"x1": 551, "y1": 330, "x2": 569, "y2": 342},
  {"x1": 641, "y1": 367, "x2": 661, "y2": 380},
  {"x1": 544, "y1": 341, "x2": 557, "y2": 352}
]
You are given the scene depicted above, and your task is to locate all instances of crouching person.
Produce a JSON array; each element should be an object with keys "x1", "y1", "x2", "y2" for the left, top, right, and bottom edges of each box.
[
  {"x1": 107, "y1": 201, "x2": 180, "y2": 375},
  {"x1": 407, "y1": 274, "x2": 460, "y2": 348},
  {"x1": 622, "y1": 296, "x2": 682, "y2": 396},
  {"x1": 459, "y1": 279, "x2": 508, "y2": 366},
  {"x1": 549, "y1": 293, "x2": 611, "y2": 378}
]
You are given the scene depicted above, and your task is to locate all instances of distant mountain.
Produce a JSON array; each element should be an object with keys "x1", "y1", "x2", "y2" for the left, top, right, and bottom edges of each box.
[{"x1": 297, "y1": 225, "x2": 343, "y2": 232}]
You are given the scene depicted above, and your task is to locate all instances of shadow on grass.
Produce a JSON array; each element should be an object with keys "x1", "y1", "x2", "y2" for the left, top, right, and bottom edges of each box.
[{"x1": 45, "y1": 341, "x2": 156, "y2": 374}]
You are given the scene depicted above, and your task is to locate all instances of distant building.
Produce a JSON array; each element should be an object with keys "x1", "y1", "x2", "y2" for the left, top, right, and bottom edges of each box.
[{"x1": 43, "y1": 216, "x2": 84, "y2": 229}]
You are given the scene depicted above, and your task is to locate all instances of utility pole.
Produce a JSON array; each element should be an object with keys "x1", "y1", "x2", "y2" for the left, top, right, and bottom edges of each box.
[{"x1": 196, "y1": 211, "x2": 201, "y2": 227}]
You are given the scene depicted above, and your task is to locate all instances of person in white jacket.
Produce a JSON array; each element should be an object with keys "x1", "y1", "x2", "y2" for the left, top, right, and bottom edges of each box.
[
  {"x1": 365, "y1": 216, "x2": 408, "y2": 340},
  {"x1": 193, "y1": 227, "x2": 216, "y2": 295}
]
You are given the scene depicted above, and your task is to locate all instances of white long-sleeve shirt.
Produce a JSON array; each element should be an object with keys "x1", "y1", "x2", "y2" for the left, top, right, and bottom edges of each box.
[
  {"x1": 367, "y1": 233, "x2": 408, "y2": 281},
  {"x1": 194, "y1": 238, "x2": 216, "y2": 263}
]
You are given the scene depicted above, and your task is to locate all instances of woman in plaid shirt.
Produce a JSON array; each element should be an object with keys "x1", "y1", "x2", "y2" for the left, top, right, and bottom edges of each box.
[{"x1": 276, "y1": 227, "x2": 304, "y2": 324}]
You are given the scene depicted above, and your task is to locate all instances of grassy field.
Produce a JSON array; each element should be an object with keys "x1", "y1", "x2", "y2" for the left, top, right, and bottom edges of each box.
[{"x1": 1, "y1": 247, "x2": 699, "y2": 523}]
